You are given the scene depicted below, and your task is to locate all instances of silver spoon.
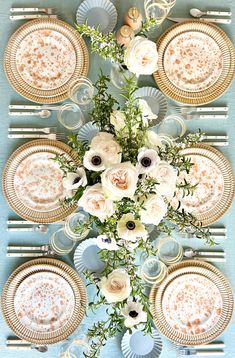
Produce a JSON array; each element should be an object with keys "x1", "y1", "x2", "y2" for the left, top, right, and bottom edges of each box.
[
  {"x1": 34, "y1": 345, "x2": 48, "y2": 353},
  {"x1": 183, "y1": 247, "x2": 225, "y2": 258},
  {"x1": 7, "y1": 224, "x2": 48, "y2": 233},
  {"x1": 190, "y1": 8, "x2": 232, "y2": 18},
  {"x1": 9, "y1": 109, "x2": 51, "y2": 119}
]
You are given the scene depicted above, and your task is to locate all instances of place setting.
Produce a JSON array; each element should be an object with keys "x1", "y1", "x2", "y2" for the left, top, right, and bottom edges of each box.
[{"x1": 1, "y1": 0, "x2": 235, "y2": 357}]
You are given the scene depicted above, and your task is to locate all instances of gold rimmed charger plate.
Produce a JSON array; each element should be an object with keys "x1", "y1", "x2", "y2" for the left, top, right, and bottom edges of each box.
[
  {"x1": 1, "y1": 258, "x2": 87, "y2": 345},
  {"x1": 2, "y1": 140, "x2": 78, "y2": 223},
  {"x1": 150, "y1": 260, "x2": 234, "y2": 346},
  {"x1": 4, "y1": 18, "x2": 89, "y2": 103},
  {"x1": 154, "y1": 20, "x2": 235, "y2": 105},
  {"x1": 180, "y1": 144, "x2": 235, "y2": 226}
]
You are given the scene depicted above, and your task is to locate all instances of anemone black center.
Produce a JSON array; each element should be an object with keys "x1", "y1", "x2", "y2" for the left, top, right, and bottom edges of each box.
[
  {"x1": 126, "y1": 221, "x2": 136, "y2": 230},
  {"x1": 141, "y1": 157, "x2": 152, "y2": 167},
  {"x1": 103, "y1": 237, "x2": 112, "y2": 243},
  {"x1": 129, "y1": 310, "x2": 138, "y2": 318},
  {"x1": 91, "y1": 155, "x2": 102, "y2": 166},
  {"x1": 73, "y1": 177, "x2": 81, "y2": 185}
]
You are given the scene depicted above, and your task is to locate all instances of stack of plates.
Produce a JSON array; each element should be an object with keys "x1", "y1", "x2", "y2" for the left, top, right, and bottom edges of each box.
[
  {"x1": 4, "y1": 18, "x2": 89, "y2": 103},
  {"x1": 1, "y1": 258, "x2": 87, "y2": 345},
  {"x1": 176, "y1": 144, "x2": 235, "y2": 226},
  {"x1": 154, "y1": 20, "x2": 235, "y2": 105},
  {"x1": 2, "y1": 139, "x2": 78, "y2": 223},
  {"x1": 150, "y1": 260, "x2": 234, "y2": 346},
  {"x1": 121, "y1": 327, "x2": 163, "y2": 358}
]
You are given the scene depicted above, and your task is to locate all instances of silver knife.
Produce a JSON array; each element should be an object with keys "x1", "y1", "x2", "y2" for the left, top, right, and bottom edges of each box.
[
  {"x1": 9, "y1": 104, "x2": 61, "y2": 111},
  {"x1": 9, "y1": 14, "x2": 57, "y2": 20},
  {"x1": 201, "y1": 141, "x2": 228, "y2": 146},
  {"x1": 167, "y1": 17, "x2": 231, "y2": 24},
  {"x1": 193, "y1": 257, "x2": 226, "y2": 263},
  {"x1": 7, "y1": 220, "x2": 64, "y2": 225}
]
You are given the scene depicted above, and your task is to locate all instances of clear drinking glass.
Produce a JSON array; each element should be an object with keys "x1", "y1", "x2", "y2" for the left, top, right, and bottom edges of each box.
[
  {"x1": 64, "y1": 210, "x2": 90, "y2": 241},
  {"x1": 157, "y1": 236, "x2": 183, "y2": 265},
  {"x1": 50, "y1": 228, "x2": 75, "y2": 255},
  {"x1": 144, "y1": 0, "x2": 170, "y2": 25},
  {"x1": 141, "y1": 256, "x2": 168, "y2": 287},
  {"x1": 57, "y1": 103, "x2": 84, "y2": 131},
  {"x1": 68, "y1": 76, "x2": 94, "y2": 108},
  {"x1": 157, "y1": 114, "x2": 187, "y2": 140}
]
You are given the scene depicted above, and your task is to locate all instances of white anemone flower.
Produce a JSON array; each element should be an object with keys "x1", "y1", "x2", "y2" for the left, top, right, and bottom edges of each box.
[
  {"x1": 83, "y1": 149, "x2": 107, "y2": 172},
  {"x1": 121, "y1": 301, "x2": 147, "y2": 328},
  {"x1": 137, "y1": 148, "x2": 160, "y2": 174},
  {"x1": 96, "y1": 235, "x2": 119, "y2": 251},
  {"x1": 117, "y1": 213, "x2": 148, "y2": 242},
  {"x1": 63, "y1": 168, "x2": 87, "y2": 191}
]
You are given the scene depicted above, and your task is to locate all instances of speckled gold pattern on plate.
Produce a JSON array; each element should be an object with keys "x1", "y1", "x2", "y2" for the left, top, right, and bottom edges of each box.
[
  {"x1": 16, "y1": 29, "x2": 76, "y2": 90},
  {"x1": 150, "y1": 260, "x2": 234, "y2": 346},
  {"x1": 179, "y1": 144, "x2": 235, "y2": 226},
  {"x1": 154, "y1": 20, "x2": 235, "y2": 105},
  {"x1": 164, "y1": 31, "x2": 223, "y2": 92},
  {"x1": 14, "y1": 152, "x2": 65, "y2": 212},
  {"x1": 14, "y1": 271, "x2": 75, "y2": 333},
  {"x1": 162, "y1": 273, "x2": 223, "y2": 335},
  {"x1": 4, "y1": 19, "x2": 89, "y2": 103},
  {"x1": 1, "y1": 258, "x2": 87, "y2": 345},
  {"x1": 2, "y1": 140, "x2": 78, "y2": 223}
]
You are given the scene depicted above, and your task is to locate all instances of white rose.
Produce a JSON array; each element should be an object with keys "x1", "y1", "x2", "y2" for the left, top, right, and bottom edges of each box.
[
  {"x1": 99, "y1": 269, "x2": 131, "y2": 303},
  {"x1": 140, "y1": 194, "x2": 168, "y2": 226},
  {"x1": 101, "y1": 162, "x2": 139, "y2": 200},
  {"x1": 124, "y1": 36, "x2": 158, "y2": 76},
  {"x1": 149, "y1": 161, "x2": 177, "y2": 198},
  {"x1": 145, "y1": 130, "x2": 163, "y2": 150},
  {"x1": 78, "y1": 183, "x2": 115, "y2": 221},
  {"x1": 90, "y1": 132, "x2": 122, "y2": 165},
  {"x1": 110, "y1": 110, "x2": 126, "y2": 132}
]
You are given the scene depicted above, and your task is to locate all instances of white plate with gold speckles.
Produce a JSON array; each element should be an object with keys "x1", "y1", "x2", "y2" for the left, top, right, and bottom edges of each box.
[
  {"x1": 14, "y1": 271, "x2": 75, "y2": 333},
  {"x1": 14, "y1": 152, "x2": 65, "y2": 212},
  {"x1": 163, "y1": 31, "x2": 223, "y2": 92}
]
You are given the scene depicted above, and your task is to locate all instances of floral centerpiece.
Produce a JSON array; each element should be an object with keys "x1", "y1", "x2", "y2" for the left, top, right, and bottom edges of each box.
[
  {"x1": 76, "y1": 18, "x2": 159, "y2": 77},
  {"x1": 54, "y1": 73, "x2": 211, "y2": 357}
]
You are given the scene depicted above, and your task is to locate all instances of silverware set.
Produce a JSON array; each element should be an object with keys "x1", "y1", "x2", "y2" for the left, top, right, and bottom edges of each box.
[
  {"x1": 201, "y1": 135, "x2": 228, "y2": 147},
  {"x1": 7, "y1": 244, "x2": 56, "y2": 257},
  {"x1": 168, "y1": 7, "x2": 232, "y2": 25},
  {"x1": 9, "y1": 104, "x2": 63, "y2": 118},
  {"x1": 173, "y1": 342, "x2": 225, "y2": 356},
  {"x1": 6, "y1": 338, "x2": 48, "y2": 353},
  {"x1": 7, "y1": 224, "x2": 49, "y2": 234},
  {"x1": 174, "y1": 106, "x2": 229, "y2": 117},
  {"x1": 10, "y1": 7, "x2": 60, "y2": 21},
  {"x1": 181, "y1": 226, "x2": 227, "y2": 240},
  {"x1": 183, "y1": 247, "x2": 226, "y2": 263},
  {"x1": 8, "y1": 127, "x2": 65, "y2": 140}
]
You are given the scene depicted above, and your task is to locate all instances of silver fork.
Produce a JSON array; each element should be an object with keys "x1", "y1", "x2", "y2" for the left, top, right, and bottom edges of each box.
[
  {"x1": 178, "y1": 348, "x2": 225, "y2": 356},
  {"x1": 182, "y1": 114, "x2": 228, "y2": 120},
  {"x1": 8, "y1": 133, "x2": 65, "y2": 140},
  {"x1": 8, "y1": 127, "x2": 57, "y2": 134},
  {"x1": 10, "y1": 7, "x2": 56, "y2": 14},
  {"x1": 174, "y1": 107, "x2": 228, "y2": 114},
  {"x1": 7, "y1": 244, "x2": 50, "y2": 252}
]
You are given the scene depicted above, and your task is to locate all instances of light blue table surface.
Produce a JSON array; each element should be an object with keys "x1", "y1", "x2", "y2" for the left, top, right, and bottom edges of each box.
[{"x1": 0, "y1": 0, "x2": 235, "y2": 357}]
